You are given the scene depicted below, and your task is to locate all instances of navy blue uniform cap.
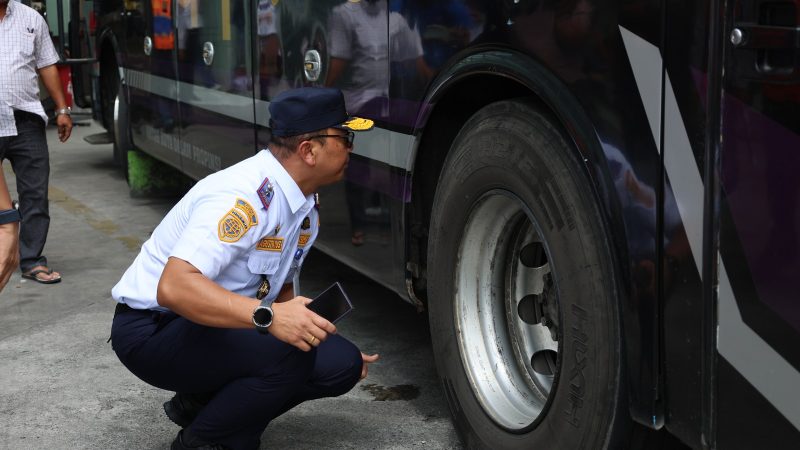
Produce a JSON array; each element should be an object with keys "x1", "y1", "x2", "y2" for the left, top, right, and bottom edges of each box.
[{"x1": 268, "y1": 87, "x2": 374, "y2": 137}]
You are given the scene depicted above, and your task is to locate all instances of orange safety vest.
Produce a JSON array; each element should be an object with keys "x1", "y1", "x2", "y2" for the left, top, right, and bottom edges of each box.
[{"x1": 152, "y1": 0, "x2": 174, "y2": 50}]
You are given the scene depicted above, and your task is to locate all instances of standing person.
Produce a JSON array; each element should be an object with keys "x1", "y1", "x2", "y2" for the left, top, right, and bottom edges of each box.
[
  {"x1": 110, "y1": 87, "x2": 379, "y2": 450},
  {"x1": 325, "y1": 0, "x2": 428, "y2": 247},
  {"x1": 0, "y1": 0, "x2": 73, "y2": 284},
  {"x1": 0, "y1": 169, "x2": 20, "y2": 291}
]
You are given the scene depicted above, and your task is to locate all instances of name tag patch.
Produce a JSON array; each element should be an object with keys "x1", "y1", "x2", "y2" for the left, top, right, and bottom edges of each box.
[{"x1": 256, "y1": 236, "x2": 284, "y2": 252}]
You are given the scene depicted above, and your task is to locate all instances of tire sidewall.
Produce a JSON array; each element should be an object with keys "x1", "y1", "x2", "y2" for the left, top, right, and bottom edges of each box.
[
  {"x1": 113, "y1": 80, "x2": 132, "y2": 174},
  {"x1": 428, "y1": 99, "x2": 623, "y2": 449}
]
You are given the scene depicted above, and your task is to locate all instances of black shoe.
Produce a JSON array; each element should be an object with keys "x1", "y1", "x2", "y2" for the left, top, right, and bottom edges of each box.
[
  {"x1": 171, "y1": 430, "x2": 228, "y2": 450},
  {"x1": 164, "y1": 392, "x2": 213, "y2": 428}
]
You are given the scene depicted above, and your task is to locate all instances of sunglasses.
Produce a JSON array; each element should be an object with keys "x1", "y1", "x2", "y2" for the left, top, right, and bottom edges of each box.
[{"x1": 309, "y1": 131, "x2": 355, "y2": 148}]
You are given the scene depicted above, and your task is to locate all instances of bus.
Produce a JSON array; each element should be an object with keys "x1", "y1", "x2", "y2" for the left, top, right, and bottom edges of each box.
[{"x1": 63, "y1": 0, "x2": 800, "y2": 448}]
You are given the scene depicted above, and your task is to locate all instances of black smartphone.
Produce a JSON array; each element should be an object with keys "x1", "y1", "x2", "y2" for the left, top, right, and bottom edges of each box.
[{"x1": 308, "y1": 282, "x2": 354, "y2": 323}]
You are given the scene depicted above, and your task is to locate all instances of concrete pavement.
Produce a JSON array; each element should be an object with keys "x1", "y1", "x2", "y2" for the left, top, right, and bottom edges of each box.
[{"x1": 0, "y1": 117, "x2": 461, "y2": 449}]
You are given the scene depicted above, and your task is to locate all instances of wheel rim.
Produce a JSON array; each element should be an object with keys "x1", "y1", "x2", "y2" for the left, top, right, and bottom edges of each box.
[{"x1": 455, "y1": 190, "x2": 560, "y2": 431}]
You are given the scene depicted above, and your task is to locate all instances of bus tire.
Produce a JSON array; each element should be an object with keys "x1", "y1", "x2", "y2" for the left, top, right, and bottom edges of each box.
[
  {"x1": 112, "y1": 80, "x2": 132, "y2": 175},
  {"x1": 427, "y1": 98, "x2": 628, "y2": 449}
]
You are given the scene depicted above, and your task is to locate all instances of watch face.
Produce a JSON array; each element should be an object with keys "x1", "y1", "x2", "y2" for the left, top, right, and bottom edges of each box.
[{"x1": 253, "y1": 306, "x2": 273, "y2": 328}]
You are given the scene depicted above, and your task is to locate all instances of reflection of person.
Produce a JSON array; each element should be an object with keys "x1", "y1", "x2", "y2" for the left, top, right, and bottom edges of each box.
[
  {"x1": 110, "y1": 88, "x2": 379, "y2": 450},
  {"x1": 326, "y1": 0, "x2": 426, "y2": 246},
  {"x1": 152, "y1": 0, "x2": 177, "y2": 130},
  {"x1": 0, "y1": 0, "x2": 72, "y2": 285},
  {"x1": 326, "y1": 0, "x2": 427, "y2": 116},
  {"x1": 390, "y1": 0, "x2": 474, "y2": 69},
  {"x1": 0, "y1": 169, "x2": 20, "y2": 292},
  {"x1": 256, "y1": 0, "x2": 282, "y2": 100},
  {"x1": 177, "y1": 0, "x2": 216, "y2": 88}
]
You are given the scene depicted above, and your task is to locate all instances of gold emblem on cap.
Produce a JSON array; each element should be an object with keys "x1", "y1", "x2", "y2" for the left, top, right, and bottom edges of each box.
[{"x1": 343, "y1": 117, "x2": 374, "y2": 131}]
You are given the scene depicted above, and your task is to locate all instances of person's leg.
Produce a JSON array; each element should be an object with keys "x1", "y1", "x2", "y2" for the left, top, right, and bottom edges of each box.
[
  {"x1": 164, "y1": 334, "x2": 363, "y2": 433},
  {"x1": 274, "y1": 333, "x2": 363, "y2": 416},
  {"x1": 111, "y1": 308, "x2": 316, "y2": 449},
  {"x1": 5, "y1": 112, "x2": 56, "y2": 280}
]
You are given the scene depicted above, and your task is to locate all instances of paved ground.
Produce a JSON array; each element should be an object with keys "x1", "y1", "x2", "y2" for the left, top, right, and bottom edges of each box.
[{"x1": 0, "y1": 117, "x2": 461, "y2": 449}]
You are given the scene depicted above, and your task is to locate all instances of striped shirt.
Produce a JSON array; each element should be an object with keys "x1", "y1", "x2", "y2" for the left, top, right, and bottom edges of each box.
[{"x1": 0, "y1": 0, "x2": 60, "y2": 137}]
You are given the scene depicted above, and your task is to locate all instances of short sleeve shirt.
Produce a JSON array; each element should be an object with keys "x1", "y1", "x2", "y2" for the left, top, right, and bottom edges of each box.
[
  {"x1": 111, "y1": 150, "x2": 320, "y2": 311},
  {"x1": 256, "y1": 0, "x2": 277, "y2": 37},
  {"x1": 0, "y1": 1, "x2": 60, "y2": 136},
  {"x1": 327, "y1": 1, "x2": 422, "y2": 112}
]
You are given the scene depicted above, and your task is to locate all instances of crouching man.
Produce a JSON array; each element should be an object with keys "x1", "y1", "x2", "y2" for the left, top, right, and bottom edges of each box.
[{"x1": 110, "y1": 87, "x2": 379, "y2": 450}]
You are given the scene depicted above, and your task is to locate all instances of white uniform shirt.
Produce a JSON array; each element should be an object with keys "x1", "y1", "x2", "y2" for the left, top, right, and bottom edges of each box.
[
  {"x1": 0, "y1": 0, "x2": 60, "y2": 137},
  {"x1": 112, "y1": 150, "x2": 320, "y2": 311},
  {"x1": 327, "y1": 0, "x2": 422, "y2": 112},
  {"x1": 256, "y1": 0, "x2": 277, "y2": 37}
]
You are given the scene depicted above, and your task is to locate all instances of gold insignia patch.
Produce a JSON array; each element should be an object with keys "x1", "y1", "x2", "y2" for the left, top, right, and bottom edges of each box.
[
  {"x1": 218, "y1": 209, "x2": 249, "y2": 243},
  {"x1": 256, "y1": 237, "x2": 284, "y2": 252},
  {"x1": 298, "y1": 233, "x2": 311, "y2": 247},
  {"x1": 235, "y1": 198, "x2": 258, "y2": 227},
  {"x1": 342, "y1": 117, "x2": 374, "y2": 131},
  {"x1": 229, "y1": 209, "x2": 251, "y2": 229}
]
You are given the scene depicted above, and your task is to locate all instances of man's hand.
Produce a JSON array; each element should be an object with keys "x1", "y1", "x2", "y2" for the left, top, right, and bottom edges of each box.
[
  {"x1": 269, "y1": 296, "x2": 337, "y2": 351},
  {"x1": 37, "y1": 64, "x2": 73, "y2": 143},
  {"x1": 56, "y1": 114, "x2": 72, "y2": 142},
  {"x1": 0, "y1": 222, "x2": 20, "y2": 292},
  {"x1": 360, "y1": 352, "x2": 380, "y2": 380}
]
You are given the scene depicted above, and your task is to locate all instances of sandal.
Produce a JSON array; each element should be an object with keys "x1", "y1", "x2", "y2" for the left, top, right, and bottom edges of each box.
[{"x1": 22, "y1": 266, "x2": 62, "y2": 284}]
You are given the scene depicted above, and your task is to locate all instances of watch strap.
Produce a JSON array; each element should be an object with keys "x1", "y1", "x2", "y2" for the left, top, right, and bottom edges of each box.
[
  {"x1": 55, "y1": 107, "x2": 71, "y2": 116},
  {"x1": 0, "y1": 209, "x2": 21, "y2": 225}
]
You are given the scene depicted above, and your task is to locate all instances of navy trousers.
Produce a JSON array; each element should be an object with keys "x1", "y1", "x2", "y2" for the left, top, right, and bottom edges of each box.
[
  {"x1": 0, "y1": 110, "x2": 51, "y2": 272},
  {"x1": 110, "y1": 305, "x2": 363, "y2": 450}
]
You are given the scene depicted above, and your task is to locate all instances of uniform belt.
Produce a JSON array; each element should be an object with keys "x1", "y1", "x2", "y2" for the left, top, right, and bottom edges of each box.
[
  {"x1": 114, "y1": 302, "x2": 134, "y2": 315},
  {"x1": 114, "y1": 302, "x2": 179, "y2": 326}
]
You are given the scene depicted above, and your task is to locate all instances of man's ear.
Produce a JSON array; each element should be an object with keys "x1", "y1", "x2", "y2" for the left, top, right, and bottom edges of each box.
[{"x1": 297, "y1": 139, "x2": 317, "y2": 167}]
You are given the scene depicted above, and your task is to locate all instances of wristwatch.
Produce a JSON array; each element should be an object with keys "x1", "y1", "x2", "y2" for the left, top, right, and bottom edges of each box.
[
  {"x1": 0, "y1": 209, "x2": 21, "y2": 225},
  {"x1": 252, "y1": 301, "x2": 274, "y2": 334},
  {"x1": 55, "y1": 107, "x2": 72, "y2": 117}
]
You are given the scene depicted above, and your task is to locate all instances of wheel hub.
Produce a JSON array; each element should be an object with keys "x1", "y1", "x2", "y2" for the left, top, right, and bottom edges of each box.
[{"x1": 454, "y1": 190, "x2": 560, "y2": 431}]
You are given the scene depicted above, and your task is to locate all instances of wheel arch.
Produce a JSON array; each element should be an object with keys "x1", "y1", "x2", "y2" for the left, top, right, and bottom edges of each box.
[{"x1": 409, "y1": 49, "x2": 627, "y2": 299}]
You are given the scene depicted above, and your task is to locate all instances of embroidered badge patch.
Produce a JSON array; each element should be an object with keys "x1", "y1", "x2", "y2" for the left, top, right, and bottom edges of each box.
[
  {"x1": 218, "y1": 209, "x2": 249, "y2": 242},
  {"x1": 298, "y1": 233, "x2": 311, "y2": 247},
  {"x1": 256, "y1": 237, "x2": 284, "y2": 252},
  {"x1": 235, "y1": 198, "x2": 258, "y2": 226},
  {"x1": 257, "y1": 178, "x2": 275, "y2": 210},
  {"x1": 342, "y1": 117, "x2": 374, "y2": 131}
]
